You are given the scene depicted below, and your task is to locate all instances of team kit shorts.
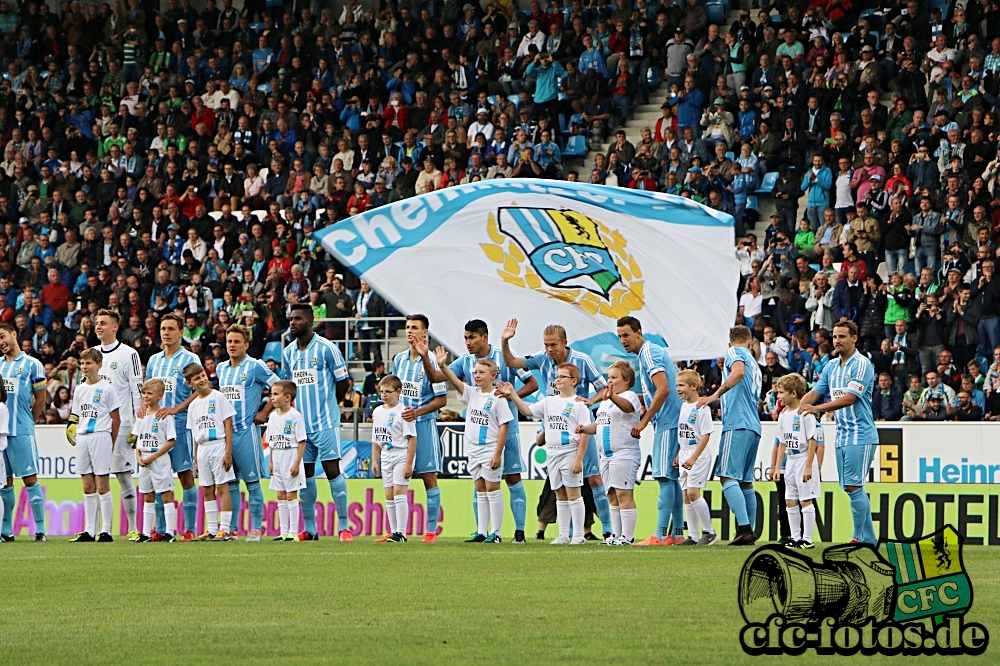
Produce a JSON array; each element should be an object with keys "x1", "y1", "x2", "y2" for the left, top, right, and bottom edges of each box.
[
  {"x1": 168, "y1": 427, "x2": 194, "y2": 473},
  {"x1": 678, "y1": 447, "x2": 713, "y2": 490},
  {"x1": 836, "y1": 443, "x2": 878, "y2": 489},
  {"x1": 467, "y1": 445, "x2": 502, "y2": 484},
  {"x1": 111, "y1": 424, "x2": 135, "y2": 475},
  {"x1": 651, "y1": 428, "x2": 680, "y2": 480},
  {"x1": 269, "y1": 448, "x2": 307, "y2": 493},
  {"x1": 378, "y1": 450, "x2": 412, "y2": 489},
  {"x1": 138, "y1": 455, "x2": 174, "y2": 494},
  {"x1": 197, "y1": 440, "x2": 237, "y2": 487},
  {"x1": 599, "y1": 455, "x2": 640, "y2": 491},
  {"x1": 547, "y1": 450, "x2": 583, "y2": 490},
  {"x1": 304, "y1": 427, "x2": 342, "y2": 464},
  {"x1": 714, "y1": 429, "x2": 761, "y2": 482},
  {"x1": 783, "y1": 455, "x2": 821, "y2": 502},
  {"x1": 231, "y1": 427, "x2": 267, "y2": 482},
  {"x1": 76, "y1": 433, "x2": 113, "y2": 476}
]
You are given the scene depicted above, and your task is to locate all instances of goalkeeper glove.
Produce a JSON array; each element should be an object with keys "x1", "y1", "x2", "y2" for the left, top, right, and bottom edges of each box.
[
  {"x1": 66, "y1": 414, "x2": 79, "y2": 446},
  {"x1": 126, "y1": 432, "x2": 138, "y2": 448}
]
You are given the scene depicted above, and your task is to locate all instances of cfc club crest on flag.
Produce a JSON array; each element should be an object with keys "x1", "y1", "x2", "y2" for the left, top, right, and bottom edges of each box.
[
  {"x1": 883, "y1": 525, "x2": 972, "y2": 624},
  {"x1": 481, "y1": 207, "x2": 645, "y2": 319}
]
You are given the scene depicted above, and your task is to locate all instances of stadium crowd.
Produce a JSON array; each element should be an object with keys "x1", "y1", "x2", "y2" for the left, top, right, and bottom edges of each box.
[{"x1": 0, "y1": 0, "x2": 1000, "y2": 427}]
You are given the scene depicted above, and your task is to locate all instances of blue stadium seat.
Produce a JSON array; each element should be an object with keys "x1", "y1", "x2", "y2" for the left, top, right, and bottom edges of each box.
[
  {"x1": 558, "y1": 114, "x2": 569, "y2": 135},
  {"x1": 263, "y1": 341, "x2": 283, "y2": 363},
  {"x1": 508, "y1": 94, "x2": 521, "y2": 106},
  {"x1": 746, "y1": 195, "x2": 758, "y2": 212},
  {"x1": 705, "y1": 2, "x2": 725, "y2": 26},
  {"x1": 562, "y1": 135, "x2": 587, "y2": 164},
  {"x1": 755, "y1": 172, "x2": 779, "y2": 194},
  {"x1": 646, "y1": 66, "x2": 660, "y2": 87},
  {"x1": 858, "y1": 8, "x2": 876, "y2": 20},
  {"x1": 725, "y1": 151, "x2": 735, "y2": 161}
]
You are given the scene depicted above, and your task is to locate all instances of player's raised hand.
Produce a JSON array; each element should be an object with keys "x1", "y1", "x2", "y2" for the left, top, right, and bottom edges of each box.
[
  {"x1": 433, "y1": 345, "x2": 448, "y2": 365},
  {"x1": 501, "y1": 318, "x2": 518, "y2": 340},
  {"x1": 495, "y1": 381, "x2": 515, "y2": 397},
  {"x1": 402, "y1": 406, "x2": 417, "y2": 422},
  {"x1": 412, "y1": 335, "x2": 429, "y2": 356}
]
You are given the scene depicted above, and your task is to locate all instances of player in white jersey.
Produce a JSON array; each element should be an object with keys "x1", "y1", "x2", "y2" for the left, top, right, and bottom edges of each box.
[
  {"x1": 771, "y1": 374, "x2": 820, "y2": 549},
  {"x1": 68, "y1": 349, "x2": 121, "y2": 542},
  {"x1": 184, "y1": 364, "x2": 237, "y2": 541},
  {"x1": 131, "y1": 380, "x2": 177, "y2": 542},
  {"x1": 674, "y1": 370, "x2": 719, "y2": 546},
  {"x1": 94, "y1": 309, "x2": 143, "y2": 541},
  {"x1": 433, "y1": 346, "x2": 515, "y2": 543},
  {"x1": 499, "y1": 363, "x2": 593, "y2": 545},
  {"x1": 576, "y1": 361, "x2": 641, "y2": 546},
  {"x1": 370, "y1": 375, "x2": 418, "y2": 544},
  {"x1": 264, "y1": 381, "x2": 307, "y2": 541}
]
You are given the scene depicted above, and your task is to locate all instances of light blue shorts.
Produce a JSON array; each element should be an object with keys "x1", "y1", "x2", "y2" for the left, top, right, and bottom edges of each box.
[
  {"x1": 502, "y1": 426, "x2": 524, "y2": 476},
  {"x1": 651, "y1": 428, "x2": 679, "y2": 480},
  {"x1": 583, "y1": 436, "x2": 600, "y2": 478},
  {"x1": 305, "y1": 427, "x2": 343, "y2": 464},
  {"x1": 3, "y1": 434, "x2": 38, "y2": 478},
  {"x1": 232, "y1": 427, "x2": 266, "y2": 482},
  {"x1": 714, "y1": 429, "x2": 761, "y2": 483},
  {"x1": 836, "y1": 444, "x2": 878, "y2": 489},
  {"x1": 415, "y1": 419, "x2": 442, "y2": 474},
  {"x1": 168, "y1": 427, "x2": 194, "y2": 473}
]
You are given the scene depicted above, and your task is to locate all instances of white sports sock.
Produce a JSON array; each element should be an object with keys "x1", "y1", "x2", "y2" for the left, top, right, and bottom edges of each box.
[
  {"x1": 801, "y1": 504, "x2": 816, "y2": 543},
  {"x1": 385, "y1": 498, "x2": 397, "y2": 535},
  {"x1": 620, "y1": 508, "x2": 637, "y2": 541},
  {"x1": 163, "y1": 502, "x2": 177, "y2": 536},
  {"x1": 396, "y1": 494, "x2": 409, "y2": 535},
  {"x1": 569, "y1": 498, "x2": 585, "y2": 539},
  {"x1": 693, "y1": 497, "x2": 714, "y2": 535},
  {"x1": 288, "y1": 500, "x2": 300, "y2": 536},
  {"x1": 0, "y1": 491, "x2": 4, "y2": 535},
  {"x1": 220, "y1": 511, "x2": 232, "y2": 533},
  {"x1": 556, "y1": 500, "x2": 571, "y2": 538},
  {"x1": 205, "y1": 499, "x2": 219, "y2": 534},
  {"x1": 99, "y1": 492, "x2": 113, "y2": 535},
  {"x1": 787, "y1": 505, "x2": 802, "y2": 542},
  {"x1": 610, "y1": 505, "x2": 622, "y2": 537},
  {"x1": 487, "y1": 490, "x2": 503, "y2": 536},
  {"x1": 84, "y1": 493, "x2": 98, "y2": 536},
  {"x1": 277, "y1": 500, "x2": 289, "y2": 537},
  {"x1": 685, "y1": 503, "x2": 700, "y2": 539},
  {"x1": 142, "y1": 503, "x2": 154, "y2": 536},
  {"x1": 117, "y1": 473, "x2": 137, "y2": 532},
  {"x1": 476, "y1": 492, "x2": 489, "y2": 536}
]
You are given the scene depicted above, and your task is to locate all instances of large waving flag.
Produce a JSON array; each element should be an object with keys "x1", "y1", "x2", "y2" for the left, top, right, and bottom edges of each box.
[{"x1": 315, "y1": 179, "x2": 739, "y2": 361}]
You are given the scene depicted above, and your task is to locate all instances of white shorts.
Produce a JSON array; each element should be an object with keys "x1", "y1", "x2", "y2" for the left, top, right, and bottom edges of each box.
[
  {"x1": 378, "y1": 450, "x2": 411, "y2": 489},
  {"x1": 111, "y1": 422, "x2": 135, "y2": 474},
  {"x1": 784, "y1": 455, "x2": 821, "y2": 502},
  {"x1": 77, "y1": 432, "x2": 113, "y2": 476},
  {"x1": 547, "y1": 451, "x2": 583, "y2": 490},
  {"x1": 197, "y1": 441, "x2": 237, "y2": 487},
  {"x1": 269, "y1": 447, "x2": 307, "y2": 492},
  {"x1": 468, "y1": 445, "x2": 502, "y2": 484},
  {"x1": 138, "y1": 453, "x2": 174, "y2": 494},
  {"x1": 599, "y1": 456, "x2": 639, "y2": 490},
  {"x1": 678, "y1": 447, "x2": 712, "y2": 490}
]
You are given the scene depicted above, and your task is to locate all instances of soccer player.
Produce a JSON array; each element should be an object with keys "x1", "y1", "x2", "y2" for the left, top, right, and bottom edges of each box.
[
  {"x1": 576, "y1": 361, "x2": 641, "y2": 545},
  {"x1": 615, "y1": 317, "x2": 683, "y2": 546},
  {"x1": 501, "y1": 320, "x2": 613, "y2": 540},
  {"x1": 499, "y1": 364, "x2": 592, "y2": 545},
  {"x1": 391, "y1": 314, "x2": 447, "y2": 542},
  {"x1": 184, "y1": 363, "x2": 237, "y2": 540},
  {"x1": 0, "y1": 384, "x2": 8, "y2": 533},
  {"x1": 416, "y1": 319, "x2": 538, "y2": 543},
  {"x1": 0, "y1": 322, "x2": 47, "y2": 541},
  {"x1": 217, "y1": 324, "x2": 277, "y2": 541},
  {"x1": 675, "y1": 370, "x2": 718, "y2": 546},
  {"x1": 144, "y1": 313, "x2": 202, "y2": 541},
  {"x1": 68, "y1": 348, "x2": 121, "y2": 542},
  {"x1": 799, "y1": 321, "x2": 878, "y2": 545},
  {"x1": 771, "y1": 374, "x2": 819, "y2": 549},
  {"x1": 94, "y1": 309, "x2": 143, "y2": 540},
  {"x1": 132, "y1": 380, "x2": 177, "y2": 542},
  {"x1": 264, "y1": 381, "x2": 307, "y2": 541},
  {"x1": 697, "y1": 325, "x2": 763, "y2": 546},
  {"x1": 282, "y1": 304, "x2": 353, "y2": 541},
  {"x1": 370, "y1": 375, "x2": 417, "y2": 543},
  {"x1": 433, "y1": 346, "x2": 515, "y2": 543}
]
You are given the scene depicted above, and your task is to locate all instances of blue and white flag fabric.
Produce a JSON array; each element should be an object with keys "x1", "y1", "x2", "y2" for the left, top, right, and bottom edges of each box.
[{"x1": 316, "y1": 179, "x2": 739, "y2": 362}]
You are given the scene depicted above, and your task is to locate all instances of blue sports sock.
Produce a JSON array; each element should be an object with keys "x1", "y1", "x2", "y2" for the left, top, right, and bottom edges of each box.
[
  {"x1": 849, "y1": 488, "x2": 874, "y2": 543},
  {"x1": 247, "y1": 482, "x2": 264, "y2": 532},
  {"x1": 670, "y1": 479, "x2": 684, "y2": 537},
  {"x1": 472, "y1": 486, "x2": 478, "y2": 526},
  {"x1": 656, "y1": 480, "x2": 672, "y2": 538},
  {"x1": 426, "y1": 486, "x2": 441, "y2": 533},
  {"x1": 154, "y1": 492, "x2": 166, "y2": 534},
  {"x1": 591, "y1": 483, "x2": 612, "y2": 535},
  {"x1": 301, "y1": 478, "x2": 318, "y2": 535},
  {"x1": 228, "y1": 481, "x2": 242, "y2": 531},
  {"x1": 27, "y1": 484, "x2": 44, "y2": 534},
  {"x1": 508, "y1": 481, "x2": 527, "y2": 532},
  {"x1": 1, "y1": 486, "x2": 14, "y2": 535},
  {"x1": 742, "y1": 486, "x2": 757, "y2": 531},
  {"x1": 328, "y1": 474, "x2": 349, "y2": 532},
  {"x1": 723, "y1": 480, "x2": 750, "y2": 527},
  {"x1": 182, "y1": 486, "x2": 198, "y2": 533}
]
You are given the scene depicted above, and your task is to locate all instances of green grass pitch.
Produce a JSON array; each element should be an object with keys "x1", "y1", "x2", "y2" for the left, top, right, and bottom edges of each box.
[{"x1": 1, "y1": 539, "x2": 998, "y2": 665}]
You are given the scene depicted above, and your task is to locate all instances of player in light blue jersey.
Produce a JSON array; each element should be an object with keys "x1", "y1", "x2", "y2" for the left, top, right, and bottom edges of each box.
[
  {"x1": 417, "y1": 319, "x2": 538, "y2": 543},
  {"x1": 698, "y1": 325, "x2": 763, "y2": 546},
  {"x1": 501, "y1": 319, "x2": 613, "y2": 540},
  {"x1": 144, "y1": 313, "x2": 201, "y2": 540},
  {"x1": 282, "y1": 303, "x2": 352, "y2": 541},
  {"x1": 391, "y1": 314, "x2": 448, "y2": 542},
  {"x1": 800, "y1": 320, "x2": 878, "y2": 545},
  {"x1": 616, "y1": 317, "x2": 684, "y2": 546},
  {"x1": 217, "y1": 324, "x2": 277, "y2": 541},
  {"x1": 0, "y1": 323, "x2": 47, "y2": 541}
]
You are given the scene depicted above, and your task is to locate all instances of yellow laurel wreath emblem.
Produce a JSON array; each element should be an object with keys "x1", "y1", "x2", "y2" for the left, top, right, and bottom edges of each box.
[{"x1": 481, "y1": 212, "x2": 645, "y2": 319}]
